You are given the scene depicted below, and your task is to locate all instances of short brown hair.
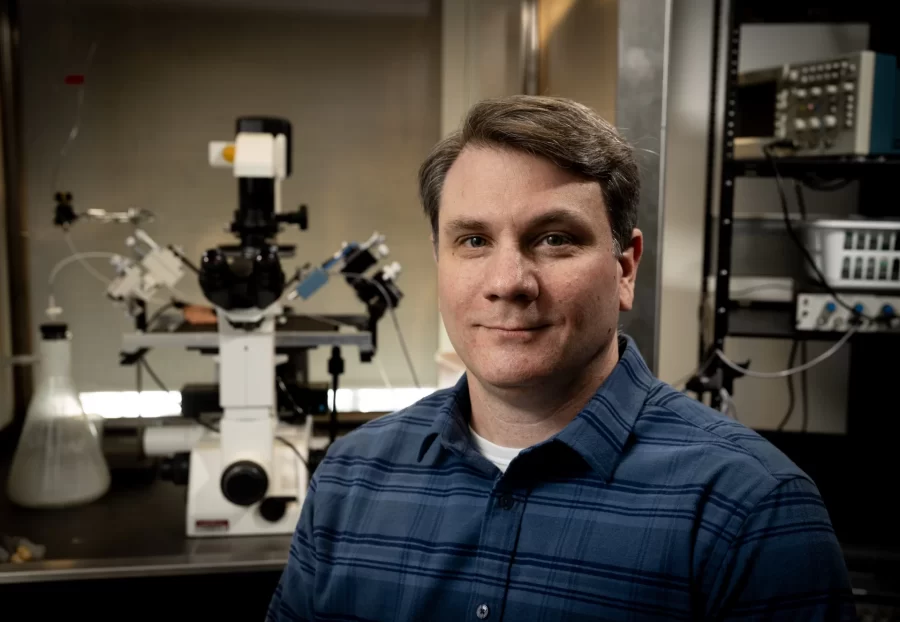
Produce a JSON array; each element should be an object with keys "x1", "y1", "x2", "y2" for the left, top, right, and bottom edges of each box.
[{"x1": 418, "y1": 95, "x2": 639, "y2": 253}]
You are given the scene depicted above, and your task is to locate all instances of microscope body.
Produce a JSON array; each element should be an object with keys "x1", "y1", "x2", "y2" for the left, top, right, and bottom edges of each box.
[
  {"x1": 188, "y1": 117, "x2": 309, "y2": 537},
  {"x1": 185, "y1": 305, "x2": 312, "y2": 537}
]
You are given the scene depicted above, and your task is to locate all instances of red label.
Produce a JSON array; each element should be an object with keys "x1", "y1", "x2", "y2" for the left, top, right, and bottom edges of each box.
[
  {"x1": 195, "y1": 519, "x2": 229, "y2": 532},
  {"x1": 64, "y1": 75, "x2": 85, "y2": 85}
]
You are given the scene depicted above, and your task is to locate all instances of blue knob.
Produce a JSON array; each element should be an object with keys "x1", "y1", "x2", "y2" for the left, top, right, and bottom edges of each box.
[
  {"x1": 824, "y1": 302, "x2": 837, "y2": 313},
  {"x1": 853, "y1": 303, "x2": 865, "y2": 315},
  {"x1": 882, "y1": 304, "x2": 895, "y2": 317}
]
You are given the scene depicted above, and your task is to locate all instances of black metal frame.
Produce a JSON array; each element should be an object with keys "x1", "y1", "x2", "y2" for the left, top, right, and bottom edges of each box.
[
  {"x1": 0, "y1": 0, "x2": 29, "y2": 457},
  {"x1": 696, "y1": 4, "x2": 900, "y2": 586},
  {"x1": 698, "y1": 0, "x2": 900, "y2": 406}
]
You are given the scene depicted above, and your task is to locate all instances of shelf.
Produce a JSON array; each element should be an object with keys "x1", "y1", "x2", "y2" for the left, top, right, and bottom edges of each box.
[
  {"x1": 730, "y1": 213, "x2": 831, "y2": 234},
  {"x1": 727, "y1": 302, "x2": 799, "y2": 340},
  {"x1": 733, "y1": 1, "x2": 889, "y2": 26},
  {"x1": 725, "y1": 301, "x2": 900, "y2": 341},
  {"x1": 726, "y1": 155, "x2": 900, "y2": 178}
]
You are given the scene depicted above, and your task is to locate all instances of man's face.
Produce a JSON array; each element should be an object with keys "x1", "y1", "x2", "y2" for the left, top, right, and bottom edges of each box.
[{"x1": 435, "y1": 145, "x2": 641, "y2": 390}]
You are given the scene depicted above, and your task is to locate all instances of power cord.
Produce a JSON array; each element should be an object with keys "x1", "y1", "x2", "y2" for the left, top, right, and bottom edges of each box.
[
  {"x1": 276, "y1": 375, "x2": 305, "y2": 417},
  {"x1": 337, "y1": 272, "x2": 421, "y2": 389},
  {"x1": 800, "y1": 341, "x2": 810, "y2": 432},
  {"x1": 763, "y1": 143, "x2": 878, "y2": 323},
  {"x1": 328, "y1": 347, "x2": 344, "y2": 443},
  {"x1": 274, "y1": 375, "x2": 311, "y2": 470},
  {"x1": 716, "y1": 323, "x2": 858, "y2": 379},
  {"x1": 776, "y1": 340, "x2": 799, "y2": 431},
  {"x1": 275, "y1": 435, "x2": 309, "y2": 471},
  {"x1": 718, "y1": 388, "x2": 739, "y2": 420}
]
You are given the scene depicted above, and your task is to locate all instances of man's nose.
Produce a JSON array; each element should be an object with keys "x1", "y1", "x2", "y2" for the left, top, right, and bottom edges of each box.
[{"x1": 483, "y1": 245, "x2": 539, "y2": 303}]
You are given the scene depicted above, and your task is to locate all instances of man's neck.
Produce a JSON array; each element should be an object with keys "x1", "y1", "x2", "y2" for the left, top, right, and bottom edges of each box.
[{"x1": 468, "y1": 337, "x2": 621, "y2": 449}]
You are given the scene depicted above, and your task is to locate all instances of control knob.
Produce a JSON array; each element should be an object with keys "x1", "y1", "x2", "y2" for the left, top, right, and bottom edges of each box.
[{"x1": 221, "y1": 460, "x2": 269, "y2": 507}]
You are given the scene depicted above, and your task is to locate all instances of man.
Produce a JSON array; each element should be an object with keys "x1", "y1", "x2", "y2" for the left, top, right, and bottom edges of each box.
[{"x1": 268, "y1": 96, "x2": 854, "y2": 620}]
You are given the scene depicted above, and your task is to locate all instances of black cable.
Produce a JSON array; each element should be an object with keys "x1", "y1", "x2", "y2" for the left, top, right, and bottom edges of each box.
[
  {"x1": 142, "y1": 356, "x2": 307, "y2": 471},
  {"x1": 139, "y1": 356, "x2": 217, "y2": 433},
  {"x1": 144, "y1": 360, "x2": 307, "y2": 470},
  {"x1": 147, "y1": 302, "x2": 175, "y2": 327},
  {"x1": 327, "y1": 347, "x2": 344, "y2": 444},
  {"x1": 194, "y1": 416, "x2": 220, "y2": 435},
  {"x1": 329, "y1": 373, "x2": 340, "y2": 444},
  {"x1": 273, "y1": 377, "x2": 311, "y2": 470},
  {"x1": 276, "y1": 375, "x2": 305, "y2": 418},
  {"x1": 763, "y1": 144, "x2": 877, "y2": 323},
  {"x1": 275, "y1": 435, "x2": 310, "y2": 472},
  {"x1": 800, "y1": 341, "x2": 809, "y2": 433},
  {"x1": 776, "y1": 340, "x2": 800, "y2": 431},
  {"x1": 140, "y1": 357, "x2": 169, "y2": 393},
  {"x1": 793, "y1": 179, "x2": 808, "y2": 221},
  {"x1": 136, "y1": 300, "x2": 147, "y2": 394},
  {"x1": 134, "y1": 303, "x2": 175, "y2": 397},
  {"x1": 167, "y1": 245, "x2": 200, "y2": 275}
]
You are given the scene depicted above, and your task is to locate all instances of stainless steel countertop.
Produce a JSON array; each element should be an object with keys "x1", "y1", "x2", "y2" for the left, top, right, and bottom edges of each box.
[
  {"x1": 0, "y1": 541, "x2": 289, "y2": 583},
  {"x1": 0, "y1": 466, "x2": 291, "y2": 584}
]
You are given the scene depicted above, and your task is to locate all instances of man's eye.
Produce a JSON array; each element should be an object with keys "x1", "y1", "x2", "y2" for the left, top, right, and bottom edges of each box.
[
  {"x1": 541, "y1": 234, "x2": 572, "y2": 247},
  {"x1": 463, "y1": 236, "x2": 487, "y2": 248}
]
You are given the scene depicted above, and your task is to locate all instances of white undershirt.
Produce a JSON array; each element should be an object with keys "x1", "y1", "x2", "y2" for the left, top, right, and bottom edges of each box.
[{"x1": 469, "y1": 426, "x2": 525, "y2": 473}]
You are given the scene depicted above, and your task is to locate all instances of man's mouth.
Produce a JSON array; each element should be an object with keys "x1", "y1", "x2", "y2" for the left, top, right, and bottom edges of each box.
[{"x1": 480, "y1": 324, "x2": 550, "y2": 332}]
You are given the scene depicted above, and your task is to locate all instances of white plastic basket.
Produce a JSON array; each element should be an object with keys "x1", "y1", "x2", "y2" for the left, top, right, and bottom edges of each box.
[{"x1": 804, "y1": 219, "x2": 900, "y2": 290}]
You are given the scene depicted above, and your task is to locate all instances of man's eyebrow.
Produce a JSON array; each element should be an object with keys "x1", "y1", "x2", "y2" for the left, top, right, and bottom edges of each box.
[
  {"x1": 441, "y1": 209, "x2": 592, "y2": 236},
  {"x1": 442, "y1": 218, "x2": 488, "y2": 235},
  {"x1": 523, "y1": 208, "x2": 592, "y2": 230}
]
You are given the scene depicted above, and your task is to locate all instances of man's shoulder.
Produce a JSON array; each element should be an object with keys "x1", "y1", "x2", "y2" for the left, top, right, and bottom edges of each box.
[
  {"x1": 634, "y1": 381, "x2": 813, "y2": 493},
  {"x1": 320, "y1": 386, "x2": 454, "y2": 463}
]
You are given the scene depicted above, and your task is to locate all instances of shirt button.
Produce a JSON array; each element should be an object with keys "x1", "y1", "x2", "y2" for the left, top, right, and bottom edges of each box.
[
  {"x1": 499, "y1": 494, "x2": 514, "y2": 510},
  {"x1": 476, "y1": 603, "x2": 490, "y2": 619}
]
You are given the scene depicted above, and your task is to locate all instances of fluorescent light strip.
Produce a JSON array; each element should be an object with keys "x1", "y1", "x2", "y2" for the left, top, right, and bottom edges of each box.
[{"x1": 79, "y1": 388, "x2": 437, "y2": 419}]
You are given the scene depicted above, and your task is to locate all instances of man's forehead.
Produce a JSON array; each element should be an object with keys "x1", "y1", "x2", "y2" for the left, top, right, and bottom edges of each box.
[{"x1": 439, "y1": 145, "x2": 604, "y2": 226}]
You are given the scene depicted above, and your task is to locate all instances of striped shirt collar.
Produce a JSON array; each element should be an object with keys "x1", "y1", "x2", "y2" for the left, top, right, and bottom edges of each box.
[{"x1": 418, "y1": 334, "x2": 655, "y2": 482}]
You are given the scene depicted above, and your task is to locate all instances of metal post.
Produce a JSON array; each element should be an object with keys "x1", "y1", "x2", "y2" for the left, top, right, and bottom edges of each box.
[
  {"x1": 0, "y1": 0, "x2": 31, "y2": 446},
  {"x1": 710, "y1": 0, "x2": 740, "y2": 404},
  {"x1": 520, "y1": 0, "x2": 539, "y2": 95},
  {"x1": 615, "y1": 0, "x2": 673, "y2": 374},
  {"x1": 698, "y1": 0, "x2": 723, "y2": 362}
]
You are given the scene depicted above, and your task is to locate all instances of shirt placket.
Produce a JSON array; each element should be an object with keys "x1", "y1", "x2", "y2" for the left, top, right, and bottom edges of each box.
[{"x1": 466, "y1": 476, "x2": 528, "y2": 622}]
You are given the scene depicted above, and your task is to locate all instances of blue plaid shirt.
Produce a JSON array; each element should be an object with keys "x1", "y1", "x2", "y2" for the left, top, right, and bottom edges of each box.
[{"x1": 268, "y1": 335, "x2": 854, "y2": 621}]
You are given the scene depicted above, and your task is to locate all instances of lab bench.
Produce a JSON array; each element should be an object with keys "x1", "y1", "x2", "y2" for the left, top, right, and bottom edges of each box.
[{"x1": 0, "y1": 465, "x2": 290, "y2": 618}]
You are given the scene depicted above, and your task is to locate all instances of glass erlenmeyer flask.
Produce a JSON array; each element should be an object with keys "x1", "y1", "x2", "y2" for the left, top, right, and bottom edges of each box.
[{"x1": 6, "y1": 323, "x2": 110, "y2": 508}]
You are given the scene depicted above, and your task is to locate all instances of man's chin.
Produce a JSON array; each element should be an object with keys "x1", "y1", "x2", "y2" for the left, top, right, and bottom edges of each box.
[{"x1": 469, "y1": 364, "x2": 556, "y2": 390}]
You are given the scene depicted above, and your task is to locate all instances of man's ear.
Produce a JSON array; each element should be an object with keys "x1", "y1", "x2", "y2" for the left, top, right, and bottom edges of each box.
[
  {"x1": 618, "y1": 229, "x2": 643, "y2": 311},
  {"x1": 430, "y1": 233, "x2": 438, "y2": 263}
]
